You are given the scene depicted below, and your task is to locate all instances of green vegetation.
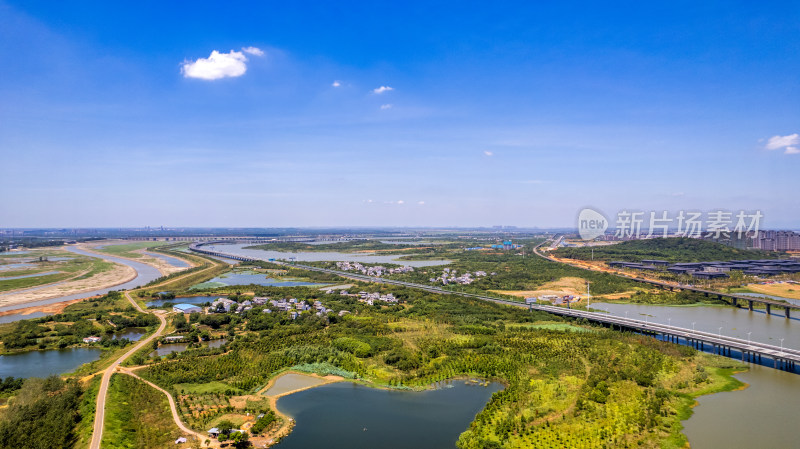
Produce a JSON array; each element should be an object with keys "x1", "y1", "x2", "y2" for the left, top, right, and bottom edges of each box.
[
  {"x1": 93, "y1": 242, "x2": 170, "y2": 259},
  {"x1": 101, "y1": 374, "x2": 178, "y2": 449},
  {"x1": 134, "y1": 282, "x2": 742, "y2": 448},
  {"x1": 554, "y1": 237, "x2": 780, "y2": 262},
  {"x1": 0, "y1": 254, "x2": 116, "y2": 293},
  {"x1": 598, "y1": 290, "x2": 729, "y2": 306},
  {"x1": 0, "y1": 376, "x2": 84, "y2": 449},
  {"x1": 0, "y1": 291, "x2": 158, "y2": 354}
]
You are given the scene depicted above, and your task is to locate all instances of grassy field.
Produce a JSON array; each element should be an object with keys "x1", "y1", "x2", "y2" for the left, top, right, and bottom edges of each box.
[
  {"x1": 93, "y1": 242, "x2": 171, "y2": 259},
  {"x1": 74, "y1": 374, "x2": 102, "y2": 449},
  {"x1": 101, "y1": 374, "x2": 179, "y2": 449},
  {"x1": 0, "y1": 255, "x2": 116, "y2": 293},
  {"x1": 134, "y1": 284, "x2": 745, "y2": 449}
]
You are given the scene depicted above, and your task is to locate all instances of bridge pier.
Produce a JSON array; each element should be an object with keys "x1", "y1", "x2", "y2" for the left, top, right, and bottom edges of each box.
[
  {"x1": 731, "y1": 297, "x2": 737, "y2": 307},
  {"x1": 749, "y1": 300, "x2": 753, "y2": 311},
  {"x1": 766, "y1": 304, "x2": 771, "y2": 315},
  {"x1": 704, "y1": 292, "x2": 709, "y2": 297},
  {"x1": 785, "y1": 307, "x2": 791, "y2": 319}
]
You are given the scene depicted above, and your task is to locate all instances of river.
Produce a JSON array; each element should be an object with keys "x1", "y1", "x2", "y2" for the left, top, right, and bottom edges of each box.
[
  {"x1": 275, "y1": 381, "x2": 502, "y2": 449},
  {"x1": 590, "y1": 301, "x2": 800, "y2": 448},
  {"x1": 0, "y1": 246, "x2": 162, "y2": 313}
]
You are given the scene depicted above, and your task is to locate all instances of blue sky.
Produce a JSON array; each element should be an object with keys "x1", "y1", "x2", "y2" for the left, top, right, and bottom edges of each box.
[{"x1": 1, "y1": 1, "x2": 798, "y2": 228}]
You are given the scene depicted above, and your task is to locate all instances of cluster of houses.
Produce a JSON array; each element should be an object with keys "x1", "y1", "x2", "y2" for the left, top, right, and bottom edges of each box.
[
  {"x1": 429, "y1": 267, "x2": 489, "y2": 285},
  {"x1": 356, "y1": 291, "x2": 397, "y2": 305},
  {"x1": 170, "y1": 295, "x2": 354, "y2": 322},
  {"x1": 335, "y1": 261, "x2": 415, "y2": 277},
  {"x1": 262, "y1": 297, "x2": 334, "y2": 319},
  {"x1": 608, "y1": 258, "x2": 800, "y2": 280}
]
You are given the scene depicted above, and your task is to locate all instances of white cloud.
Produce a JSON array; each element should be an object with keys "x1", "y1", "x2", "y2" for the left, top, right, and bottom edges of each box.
[
  {"x1": 332, "y1": 80, "x2": 342, "y2": 87},
  {"x1": 373, "y1": 86, "x2": 394, "y2": 94},
  {"x1": 765, "y1": 133, "x2": 799, "y2": 151},
  {"x1": 417, "y1": 201, "x2": 425, "y2": 205},
  {"x1": 521, "y1": 179, "x2": 547, "y2": 184},
  {"x1": 242, "y1": 46, "x2": 264, "y2": 56},
  {"x1": 181, "y1": 50, "x2": 248, "y2": 80},
  {"x1": 380, "y1": 104, "x2": 393, "y2": 110},
  {"x1": 786, "y1": 146, "x2": 800, "y2": 155},
  {"x1": 397, "y1": 200, "x2": 405, "y2": 204},
  {"x1": 483, "y1": 151, "x2": 494, "y2": 157}
]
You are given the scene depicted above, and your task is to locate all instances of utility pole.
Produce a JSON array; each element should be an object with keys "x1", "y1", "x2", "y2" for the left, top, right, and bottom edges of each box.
[{"x1": 586, "y1": 281, "x2": 591, "y2": 308}]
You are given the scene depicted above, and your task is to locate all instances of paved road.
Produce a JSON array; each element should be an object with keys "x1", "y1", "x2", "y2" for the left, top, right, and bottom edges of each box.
[{"x1": 89, "y1": 292, "x2": 168, "y2": 449}]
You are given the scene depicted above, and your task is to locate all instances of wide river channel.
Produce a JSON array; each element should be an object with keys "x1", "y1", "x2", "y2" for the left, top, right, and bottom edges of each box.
[{"x1": 591, "y1": 301, "x2": 800, "y2": 448}]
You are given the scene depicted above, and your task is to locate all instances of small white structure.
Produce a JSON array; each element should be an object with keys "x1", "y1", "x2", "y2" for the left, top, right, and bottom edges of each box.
[{"x1": 83, "y1": 336, "x2": 101, "y2": 343}]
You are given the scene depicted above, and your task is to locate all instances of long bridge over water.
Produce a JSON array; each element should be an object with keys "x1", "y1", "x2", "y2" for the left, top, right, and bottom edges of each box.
[{"x1": 189, "y1": 241, "x2": 799, "y2": 372}]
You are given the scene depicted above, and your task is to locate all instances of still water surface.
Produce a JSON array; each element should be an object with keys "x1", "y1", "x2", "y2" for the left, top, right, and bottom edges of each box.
[
  {"x1": 276, "y1": 381, "x2": 501, "y2": 449},
  {"x1": 203, "y1": 243, "x2": 451, "y2": 267},
  {"x1": 591, "y1": 301, "x2": 800, "y2": 448},
  {"x1": 0, "y1": 348, "x2": 103, "y2": 378},
  {"x1": 0, "y1": 246, "x2": 162, "y2": 313}
]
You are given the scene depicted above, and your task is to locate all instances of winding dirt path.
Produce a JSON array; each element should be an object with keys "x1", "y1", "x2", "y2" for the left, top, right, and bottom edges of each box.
[{"x1": 89, "y1": 292, "x2": 168, "y2": 449}]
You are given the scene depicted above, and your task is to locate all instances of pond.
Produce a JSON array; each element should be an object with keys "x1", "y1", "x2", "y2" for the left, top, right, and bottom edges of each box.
[
  {"x1": 0, "y1": 347, "x2": 103, "y2": 378},
  {"x1": 202, "y1": 243, "x2": 451, "y2": 268},
  {"x1": 150, "y1": 338, "x2": 227, "y2": 357},
  {"x1": 191, "y1": 272, "x2": 328, "y2": 289},
  {"x1": 275, "y1": 380, "x2": 502, "y2": 449},
  {"x1": 113, "y1": 328, "x2": 148, "y2": 341}
]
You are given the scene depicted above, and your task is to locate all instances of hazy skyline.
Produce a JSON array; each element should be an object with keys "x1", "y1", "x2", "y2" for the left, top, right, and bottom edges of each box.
[{"x1": 1, "y1": 1, "x2": 798, "y2": 228}]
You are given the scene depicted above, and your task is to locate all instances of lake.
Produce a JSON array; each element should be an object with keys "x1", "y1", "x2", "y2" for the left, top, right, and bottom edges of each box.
[
  {"x1": 0, "y1": 347, "x2": 103, "y2": 378},
  {"x1": 275, "y1": 380, "x2": 502, "y2": 449},
  {"x1": 202, "y1": 243, "x2": 451, "y2": 267}
]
